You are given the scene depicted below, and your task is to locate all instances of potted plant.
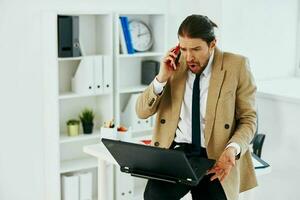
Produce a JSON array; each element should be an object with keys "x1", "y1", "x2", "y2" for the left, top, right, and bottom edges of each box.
[
  {"x1": 66, "y1": 119, "x2": 80, "y2": 136},
  {"x1": 79, "y1": 108, "x2": 95, "y2": 134}
]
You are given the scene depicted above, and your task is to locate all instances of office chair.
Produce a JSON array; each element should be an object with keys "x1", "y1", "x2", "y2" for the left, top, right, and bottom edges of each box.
[
  {"x1": 250, "y1": 113, "x2": 266, "y2": 158},
  {"x1": 252, "y1": 133, "x2": 266, "y2": 158}
]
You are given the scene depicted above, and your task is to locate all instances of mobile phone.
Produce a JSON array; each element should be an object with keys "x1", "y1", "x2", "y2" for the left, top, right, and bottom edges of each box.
[{"x1": 167, "y1": 45, "x2": 181, "y2": 70}]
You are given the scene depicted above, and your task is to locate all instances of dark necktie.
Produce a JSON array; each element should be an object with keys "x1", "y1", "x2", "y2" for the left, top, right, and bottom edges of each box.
[{"x1": 192, "y1": 74, "x2": 201, "y2": 154}]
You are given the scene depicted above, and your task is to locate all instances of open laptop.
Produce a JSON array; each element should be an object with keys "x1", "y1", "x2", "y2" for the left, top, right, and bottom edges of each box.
[{"x1": 102, "y1": 138, "x2": 215, "y2": 186}]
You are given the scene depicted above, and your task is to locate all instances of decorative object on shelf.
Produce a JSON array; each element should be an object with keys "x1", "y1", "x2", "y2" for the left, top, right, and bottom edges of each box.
[
  {"x1": 79, "y1": 108, "x2": 95, "y2": 134},
  {"x1": 100, "y1": 124, "x2": 132, "y2": 141},
  {"x1": 141, "y1": 60, "x2": 160, "y2": 85},
  {"x1": 103, "y1": 118, "x2": 115, "y2": 128},
  {"x1": 66, "y1": 119, "x2": 80, "y2": 136},
  {"x1": 128, "y1": 20, "x2": 153, "y2": 52}
]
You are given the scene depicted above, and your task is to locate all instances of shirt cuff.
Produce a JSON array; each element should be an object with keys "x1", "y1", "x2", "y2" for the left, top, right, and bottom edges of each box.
[
  {"x1": 226, "y1": 142, "x2": 241, "y2": 156},
  {"x1": 153, "y1": 76, "x2": 167, "y2": 95}
]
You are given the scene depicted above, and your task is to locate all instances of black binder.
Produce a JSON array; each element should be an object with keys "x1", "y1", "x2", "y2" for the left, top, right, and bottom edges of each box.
[
  {"x1": 58, "y1": 15, "x2": 81, "y2": 57},
  {"x1": 102, "y1": 138, "x2": 215, "y2": 186}
]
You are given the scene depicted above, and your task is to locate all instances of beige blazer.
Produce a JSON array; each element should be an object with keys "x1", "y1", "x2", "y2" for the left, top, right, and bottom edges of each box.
[{"x1": 136, "y1": 48, "x2": 258, "y2": 200}]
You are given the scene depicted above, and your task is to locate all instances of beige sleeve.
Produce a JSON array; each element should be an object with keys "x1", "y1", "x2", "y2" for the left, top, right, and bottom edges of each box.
[
  {"x1": 135, "y1": 82, "x2": 166, "y2": 119},
  {"x1": 228, "y1": 57, "x2": 257, "y2": 158}
]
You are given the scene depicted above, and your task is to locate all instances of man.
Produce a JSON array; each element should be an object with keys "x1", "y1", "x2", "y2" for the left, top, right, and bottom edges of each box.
[{"x1": 136, "y1": 15, "x2": 257, "y2": 200}]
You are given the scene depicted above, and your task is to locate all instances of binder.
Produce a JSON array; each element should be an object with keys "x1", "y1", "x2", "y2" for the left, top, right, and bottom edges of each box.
[
  {"x1": 58, "y1": 16, "x2": 81, "y2": 57},
  {"x1": 61, "y1": 174, "x2": 79, "y2": 200},
  {"x1": 119, "y1": 16, "x2": 134, "y2": 54},
  {"x1": 103, "y1": 55, "x2": 113, "y2": 94},
  {"x1": 71, "y1": 16, "x2": 81, "y2": 57},
  {"x1": 72, "y1": 56, "x2": 109, "y2": 95},
  {"x1": 79, "y1": 172, "x2": 92, "y2": 200},
  {"x1": 118, "y1": 19, "x2": 128, "y2": 54},
  {"x1": 94, "y1": 56, "x2": 103, "y2": 94},
  {"x1": 72, "y1": 57, "x2": 94, "y2": 95}
]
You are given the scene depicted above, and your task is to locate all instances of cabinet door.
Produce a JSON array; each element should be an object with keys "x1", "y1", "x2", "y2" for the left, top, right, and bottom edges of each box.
[
  {"x1": 94, "y1": 56, "x2": 104, "y2": 94},
  {"x1": 115, "y1": 171, "x2": 134, "y2": 200},
  {"x1": 103, "y1": 55, "x2": 113, "y2": 94},
  {"x1": 71, "y1": 57, "x2": 94, "y2": 95}
]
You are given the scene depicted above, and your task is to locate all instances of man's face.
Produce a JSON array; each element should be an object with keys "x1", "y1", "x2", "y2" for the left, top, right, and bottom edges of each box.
[{"x1": 179, "y1": 36, "x2": 216, "y2": 74}]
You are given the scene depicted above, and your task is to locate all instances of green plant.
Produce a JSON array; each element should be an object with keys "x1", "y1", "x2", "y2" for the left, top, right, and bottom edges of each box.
[
  {"x1": 66, "y1": 119, "x2": 80, "y2": 126},
  {"x1": 79, "y1": 108, "x2": 95, "y2": 124}
]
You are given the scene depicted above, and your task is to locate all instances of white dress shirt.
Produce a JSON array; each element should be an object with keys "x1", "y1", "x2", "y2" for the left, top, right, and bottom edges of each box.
[{"x1": 153, "y1": 51, "x2": 240, "y2": 155}]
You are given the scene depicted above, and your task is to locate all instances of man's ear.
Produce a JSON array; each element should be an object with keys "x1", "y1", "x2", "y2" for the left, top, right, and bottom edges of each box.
[{"x1": 209, "y1": 39, "x2": 216, "y2": 49}]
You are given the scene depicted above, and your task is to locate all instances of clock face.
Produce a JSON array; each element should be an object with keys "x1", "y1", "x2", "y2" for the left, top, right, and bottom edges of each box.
[{"x1": 129, "y1": 20, "x2": 153, "y2": 52}]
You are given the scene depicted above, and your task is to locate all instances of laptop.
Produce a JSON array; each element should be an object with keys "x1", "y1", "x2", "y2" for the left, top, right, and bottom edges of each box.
[{"x1": 102, "y1": 138, "x2": 215, "y2": 186}]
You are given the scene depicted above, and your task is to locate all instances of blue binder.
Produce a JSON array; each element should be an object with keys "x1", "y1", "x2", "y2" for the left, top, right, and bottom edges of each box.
[{"x1": 119, "y1": 16, "x2": 135, "y2": 54}]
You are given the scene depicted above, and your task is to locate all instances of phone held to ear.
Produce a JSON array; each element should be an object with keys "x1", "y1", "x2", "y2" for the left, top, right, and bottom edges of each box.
[{"x1": 167, "y1": 45, "x2": 181, "y2": 70}]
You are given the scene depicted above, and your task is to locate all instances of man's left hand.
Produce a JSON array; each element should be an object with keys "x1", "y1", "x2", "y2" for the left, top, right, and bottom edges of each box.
[{"x1": 207, "y1": 147, "x2": 236, "y2": 182}]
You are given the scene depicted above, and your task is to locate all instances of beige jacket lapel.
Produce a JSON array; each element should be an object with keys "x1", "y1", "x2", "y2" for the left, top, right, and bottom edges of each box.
[{"x1": 204, "y1": 48, "x2": 225, "y2": 146}]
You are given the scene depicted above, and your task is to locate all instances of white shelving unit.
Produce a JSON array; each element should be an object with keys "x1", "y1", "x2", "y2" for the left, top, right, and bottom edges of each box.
[
  {"x1": 43, "y1": 11, "x2": 114, "y2": 200},
  {"x1": 43, "y1": 11, "x2": 167, "y2": 200},
  {"x1": 114, "y1": 12, "x2": 167, "y2": 200}
]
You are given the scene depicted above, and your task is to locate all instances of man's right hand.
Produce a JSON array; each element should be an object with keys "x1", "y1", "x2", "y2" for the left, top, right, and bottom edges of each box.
[{"x1": 156, "y1": 46, "x2": 180, "y2": 83}]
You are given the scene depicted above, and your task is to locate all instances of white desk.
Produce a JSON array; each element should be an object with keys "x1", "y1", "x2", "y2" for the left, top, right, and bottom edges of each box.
[{"x1": 84, "y1": 140, "x2": 271, "y2": 200}]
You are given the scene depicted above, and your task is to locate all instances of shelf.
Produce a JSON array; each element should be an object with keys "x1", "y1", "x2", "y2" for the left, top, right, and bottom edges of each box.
[
  {"x1": 60, "y1": 157, "x2": 97, "y2": 173},
  {"x1": 118, "y1": 52, "x2": 164, "y2": 58},
  {"x1": 58, "y1": 54, "x2": 113, "y2": 62},
  {"x1": 119, "y1": 85, "x2": 148, "y2": 93},
  {"x1": 60, "y1": 131, "x2": 101, "y2": 144},
  {"x1": 59, "y1": 92, "x2": 109, "y2": 99},
  {"x1": 58, "y1": 56, "x2": 84, "y2": 61}
]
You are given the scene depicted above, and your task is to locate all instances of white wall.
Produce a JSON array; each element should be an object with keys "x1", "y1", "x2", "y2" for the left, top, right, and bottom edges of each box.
[
  {"x1": 0, "y1": 0, "x2": 221, "y2": 200},
  {"x1": 221, "y1": 0, "x2": 298, "y2": 80}
]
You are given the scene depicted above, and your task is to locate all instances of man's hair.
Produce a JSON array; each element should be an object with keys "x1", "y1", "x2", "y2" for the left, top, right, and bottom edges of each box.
[{"x1": 178, "y1": 15, "x2": 218, "y2": 44}]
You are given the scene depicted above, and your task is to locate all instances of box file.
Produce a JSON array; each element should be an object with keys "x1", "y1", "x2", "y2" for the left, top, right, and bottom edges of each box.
[
  {"x1": 71, "y1": 55, "x2": 112, "y2": 95},
  {"x1": 61, "y1": 174, "x2": 79, "y2": 200},
  {"x1": 79, "y1": 172, "x2": 93, "y2": 200}
]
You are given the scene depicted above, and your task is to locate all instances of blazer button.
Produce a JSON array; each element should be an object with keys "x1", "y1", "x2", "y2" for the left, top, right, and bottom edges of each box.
[
  {"x1": 160, "y1": 119, "x2": 166, "y2": 124},
  {"x1": 225, "y1": 124, "x2": 230, "y2": 129},
  {"x1": 154, "y1": 142, "x2": 160, "y2": 147}
]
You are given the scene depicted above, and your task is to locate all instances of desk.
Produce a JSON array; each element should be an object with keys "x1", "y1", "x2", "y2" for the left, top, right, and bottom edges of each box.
[{"x1": 84, "y1": 139, "x2": 271, "y2": 200}]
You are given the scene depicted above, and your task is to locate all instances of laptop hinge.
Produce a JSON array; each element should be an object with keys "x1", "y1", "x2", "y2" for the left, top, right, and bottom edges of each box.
[
  {"x1": 121, "y1": 166, "x2": 130, "y2": 173},
  {"x1": 131, "y1": 173, "x2": 177, "y2": 184}
]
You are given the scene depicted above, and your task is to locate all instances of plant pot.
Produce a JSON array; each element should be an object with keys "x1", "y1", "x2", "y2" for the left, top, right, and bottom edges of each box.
[
  {"x1": 82, "y1": 122, "x2": 94, "y2": 134},
  {"x1": 67, "y1": 124, "x2": 79, "y2": 136}
]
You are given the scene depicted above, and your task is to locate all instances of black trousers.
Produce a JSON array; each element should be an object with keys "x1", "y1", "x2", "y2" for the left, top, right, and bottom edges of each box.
[{"x1": 143, "y1": 142, "x2": 227, "y2": 200}]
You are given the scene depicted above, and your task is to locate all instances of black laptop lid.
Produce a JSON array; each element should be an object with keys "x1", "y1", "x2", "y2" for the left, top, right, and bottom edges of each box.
[{"x1": 102, "y1": 138, "x2": 214, "y2": 185}]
